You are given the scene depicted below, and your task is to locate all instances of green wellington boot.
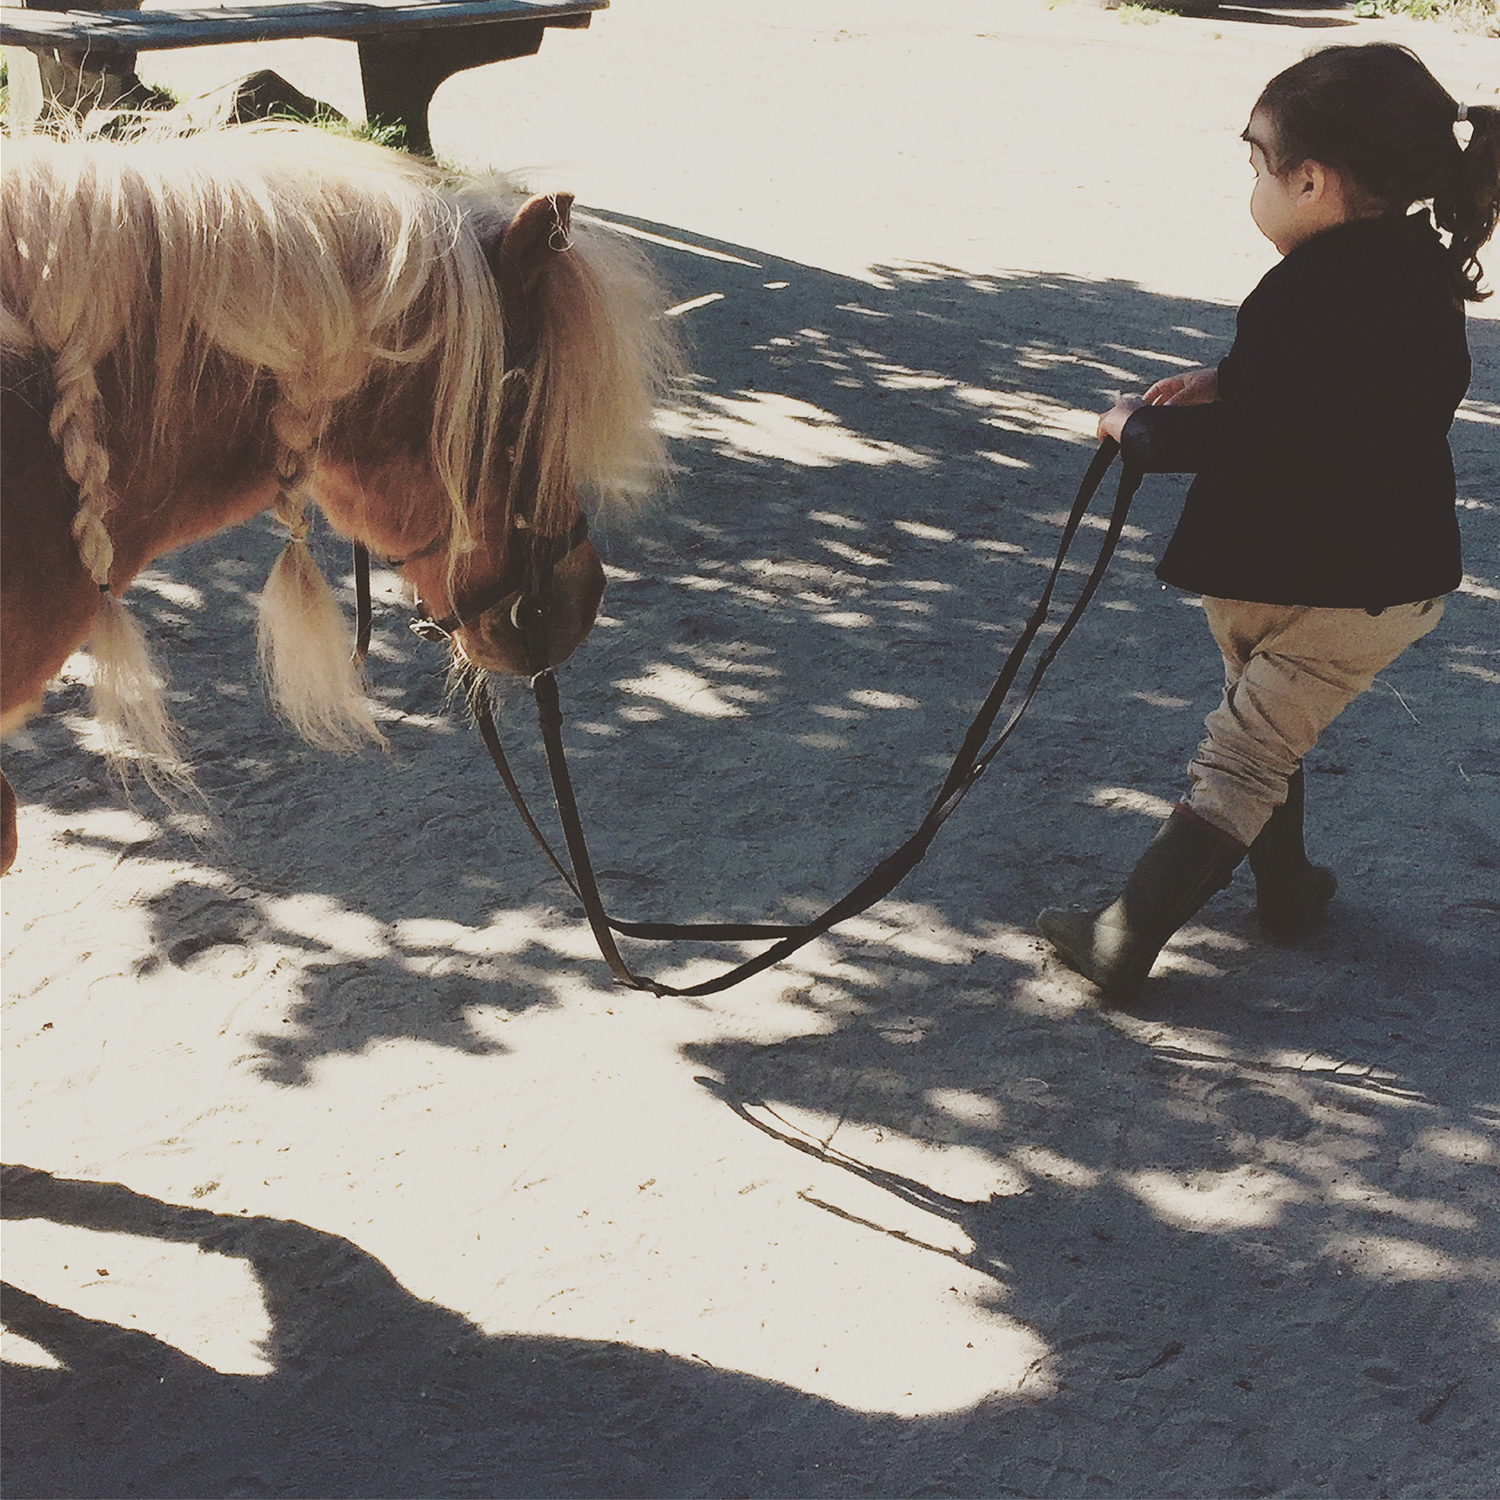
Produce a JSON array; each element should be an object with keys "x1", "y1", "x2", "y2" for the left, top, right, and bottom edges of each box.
[
  {"x1": 1248, "y1": 766, "x2": 1337, "y2": 938},
  {"x1": 1038, "y1": 808, "x2": 1246, "y2": 1004}
]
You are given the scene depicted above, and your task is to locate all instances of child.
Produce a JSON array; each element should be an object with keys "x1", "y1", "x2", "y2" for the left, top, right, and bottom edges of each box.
[{"x1": 1038, "y1": 43, "x2": 1500, "y2": 1004}]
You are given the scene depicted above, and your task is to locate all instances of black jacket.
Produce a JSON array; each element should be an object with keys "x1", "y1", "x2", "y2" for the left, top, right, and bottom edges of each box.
[{"x1": 1122, "y1": 212, "x2": 1469, "y2": 608}]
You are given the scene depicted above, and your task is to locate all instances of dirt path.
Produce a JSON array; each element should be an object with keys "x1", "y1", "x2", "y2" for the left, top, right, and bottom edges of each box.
[{"x1": 4, "y1": 3, "x2": 1498, "y2": 1496}]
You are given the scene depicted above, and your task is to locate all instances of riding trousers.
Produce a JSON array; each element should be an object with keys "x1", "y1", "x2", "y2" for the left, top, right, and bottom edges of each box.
[{"x1": 1181, "y1": 595, "x2": 1446, "y2": 849}]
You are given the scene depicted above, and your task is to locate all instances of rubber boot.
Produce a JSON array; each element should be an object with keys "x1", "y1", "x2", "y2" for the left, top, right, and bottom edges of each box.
[
  {"x1": 1037, "y1": 808, "x2": 1246, "y2": 1004},
  {"x1": 1248, "y1": 766, "x2": 1336, "y2": 938}
]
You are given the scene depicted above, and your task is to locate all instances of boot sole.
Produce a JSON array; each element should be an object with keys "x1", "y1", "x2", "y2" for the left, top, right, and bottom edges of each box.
[
  {"x1": 1037, "y1": 908, "x2": 1152, "y2": 1005},
  {"x1": 1255, "y1": 870, "x2": 1337, "y2": 941}
]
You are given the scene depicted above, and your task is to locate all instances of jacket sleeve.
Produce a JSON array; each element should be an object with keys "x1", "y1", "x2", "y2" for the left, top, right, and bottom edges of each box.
[
  {"x1": 1119, "y1": 261, "x2": 1325, "y2": 475},
  {"x1": 1119, "y1": 401, "x2": 1229, "y2": 474}
]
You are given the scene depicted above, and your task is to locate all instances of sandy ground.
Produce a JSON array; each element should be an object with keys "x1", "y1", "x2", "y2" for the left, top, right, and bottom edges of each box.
[{"x1": 3, "y1": 2, "x2": 1499, "y2": 1496}]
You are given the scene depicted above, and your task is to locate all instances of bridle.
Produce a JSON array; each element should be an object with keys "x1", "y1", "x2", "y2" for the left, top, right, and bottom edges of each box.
[
  {"x1": 352, "y1": 505, "x2": 591, "y2": 676},
  {"x1": 351, "y1": 284, "x2": 592, "y2": 674}
]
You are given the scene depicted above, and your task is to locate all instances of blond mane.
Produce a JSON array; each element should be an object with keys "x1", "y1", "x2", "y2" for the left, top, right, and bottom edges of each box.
[{"x1": 1, "y1": 121, "x2": 678, "y2": 765}]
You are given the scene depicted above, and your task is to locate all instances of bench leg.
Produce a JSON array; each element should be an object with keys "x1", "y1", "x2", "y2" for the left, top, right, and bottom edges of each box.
[
  {"x1": 2, "y1": 44, "x2": 45, "y2": 131},
  {"x1": 359, "y1": 20, "x2": 545, "y2": 156},
  {"x1": 16, "y1": 0, "x2": 153, "y2": 117}
]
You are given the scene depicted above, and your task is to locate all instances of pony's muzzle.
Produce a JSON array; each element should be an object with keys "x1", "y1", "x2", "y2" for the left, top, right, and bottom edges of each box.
[{"x1": 455, "y1": 540, "x2": 606, "y2": 677}]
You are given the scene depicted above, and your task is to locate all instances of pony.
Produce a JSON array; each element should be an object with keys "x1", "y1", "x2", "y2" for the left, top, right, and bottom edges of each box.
[{"x1": 0, "y1": 123, "x2": 680, "y2": 873}]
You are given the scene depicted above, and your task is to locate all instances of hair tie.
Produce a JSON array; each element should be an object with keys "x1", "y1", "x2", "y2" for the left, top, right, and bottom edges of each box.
[{"x1": 1455, "y1": 102, "x2": 1468, "y2": 124}]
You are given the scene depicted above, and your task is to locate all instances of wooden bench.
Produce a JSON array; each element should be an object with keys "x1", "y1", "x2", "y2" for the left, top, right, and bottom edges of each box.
[{"x1": 0, "y1": 0, "x2": 606, "y2": 153}]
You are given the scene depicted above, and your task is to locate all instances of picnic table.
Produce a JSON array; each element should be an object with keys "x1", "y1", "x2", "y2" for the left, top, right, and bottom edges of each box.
[{"x1": 0, "y1": 0, "x2": 606, "y2": 153}]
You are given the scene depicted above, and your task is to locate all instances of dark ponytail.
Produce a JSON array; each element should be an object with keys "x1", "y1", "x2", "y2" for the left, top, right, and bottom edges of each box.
[
  {"x1": 1255, "y1": 44, "x2": 1500, "y2": 302},
  {"x1": 1438, "y1": 103, "x2": 1500, "y2": 303}
]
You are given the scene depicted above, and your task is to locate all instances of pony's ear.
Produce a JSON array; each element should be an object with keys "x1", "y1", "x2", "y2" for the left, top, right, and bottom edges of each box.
[{"x1": 492, "y1": 192, "x2": 576, "y2": 355}]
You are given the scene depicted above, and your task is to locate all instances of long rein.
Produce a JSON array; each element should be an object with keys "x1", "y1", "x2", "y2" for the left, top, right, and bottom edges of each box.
[{"x1": 354, "y1": 440, "x2": 1142, "y2": 998}]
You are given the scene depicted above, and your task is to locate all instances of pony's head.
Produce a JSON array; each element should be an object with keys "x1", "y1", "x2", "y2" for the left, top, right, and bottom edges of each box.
[{"x1": 313, "y1": 174, "x2": 679, "y2": 680}]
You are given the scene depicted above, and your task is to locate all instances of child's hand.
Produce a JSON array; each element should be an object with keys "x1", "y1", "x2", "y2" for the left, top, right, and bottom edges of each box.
[
  {"x1": 1098, "y1": 398, "x2": 1145, "y2": 442},
  {"x1": 1143, "y1": 367, "x2": 1218, "y2": 406}
]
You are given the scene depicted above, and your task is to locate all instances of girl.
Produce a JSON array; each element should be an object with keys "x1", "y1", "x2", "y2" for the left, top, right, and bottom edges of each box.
[{"x1": 1038, "y1": 43, "x2": 1500, "y2": 1004}]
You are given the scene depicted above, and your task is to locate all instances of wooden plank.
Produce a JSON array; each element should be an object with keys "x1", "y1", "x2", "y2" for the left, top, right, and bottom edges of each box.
[{"x1": 0, "y1": 0, "x2": 603, "y2": 53}]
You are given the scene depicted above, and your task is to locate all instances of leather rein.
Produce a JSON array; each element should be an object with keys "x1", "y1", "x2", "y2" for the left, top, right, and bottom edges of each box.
[{"x1": 354, "y1": 433, "x2": 1143, "y2": 1000}]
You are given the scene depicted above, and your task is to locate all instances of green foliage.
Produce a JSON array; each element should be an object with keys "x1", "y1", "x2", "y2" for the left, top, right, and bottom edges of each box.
[
  {"x1": 1112, "y1": 1, "x2": 1222, "y2": 20},
  {"x1": 1354, "y1": 0, "x2": 1498, "y2": 26},
  {"x1": 1353, "y1": 0, "x2": 1434, "y2": 16},
  {"x1": 344, "y1": 116, "x2": 408, "y2": 151},
  {"x1": 269, "y1": 107, "x2": 407, "y2": 151},
  {"x1": 1440, "y1": 0, "x2": 1499, "y2": 28}
]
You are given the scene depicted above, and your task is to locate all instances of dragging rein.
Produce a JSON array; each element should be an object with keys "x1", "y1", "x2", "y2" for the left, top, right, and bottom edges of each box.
[{"x1": 358, "y1": 441, "x2": 1142, "y2": 998}]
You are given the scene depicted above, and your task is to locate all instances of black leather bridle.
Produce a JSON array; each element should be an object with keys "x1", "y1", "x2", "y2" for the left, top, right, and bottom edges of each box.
[
  {"x1": 351, "y1": 509, "x2": 591, "y2": 673},
  {"x1": 359, "y1": 438, "x2": 1143, "y2": 999},
  {"x1": 349, "y1": 341, "x2": 592, "y2": 673}
]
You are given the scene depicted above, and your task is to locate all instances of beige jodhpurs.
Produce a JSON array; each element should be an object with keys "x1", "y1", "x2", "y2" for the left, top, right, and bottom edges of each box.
[{"x1": 1182, "y1": 595, "x2": 1445, "y2": 848}]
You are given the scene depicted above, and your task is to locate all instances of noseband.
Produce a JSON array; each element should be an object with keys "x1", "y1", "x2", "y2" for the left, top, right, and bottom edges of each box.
[
  {"x1": 352, "y1": 331, "x2": 589, "y2": 672},
  {"x1": 406, "y1": 510, "x2": 592, "y2": 651}
]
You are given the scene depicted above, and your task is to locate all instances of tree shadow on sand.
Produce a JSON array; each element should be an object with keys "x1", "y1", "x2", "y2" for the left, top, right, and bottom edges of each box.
[
  {"x1": 4, "y1": 1086, "x2": 1496, "y2": 1500},
  {"x1": 2, "y1": 1166, "x2": 897, "y2": 1499},
  {"x1": 4, "y1": 220, "x2": 1497, "y2": 1497}
]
